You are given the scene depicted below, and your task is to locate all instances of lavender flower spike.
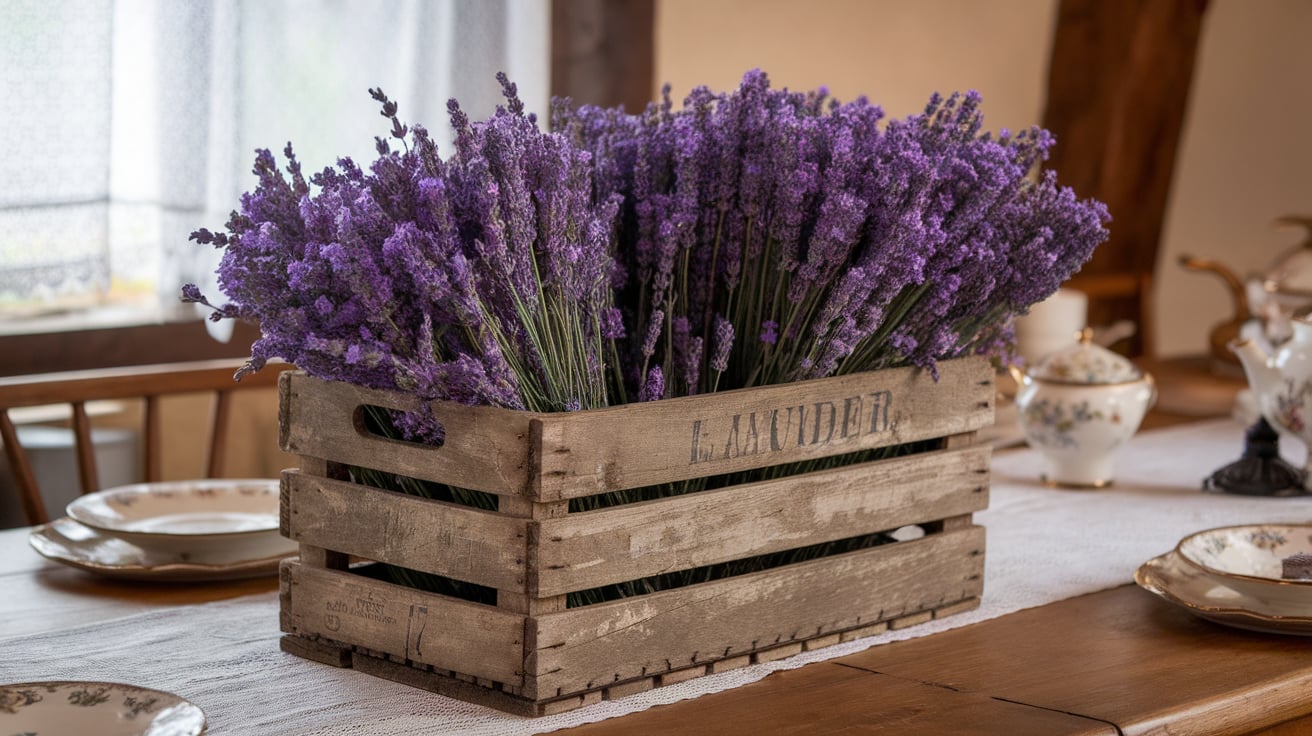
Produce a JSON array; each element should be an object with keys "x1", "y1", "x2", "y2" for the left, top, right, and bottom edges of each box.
[{"x1": 638, "y1": 365, "x2": 665, "y2": 402}]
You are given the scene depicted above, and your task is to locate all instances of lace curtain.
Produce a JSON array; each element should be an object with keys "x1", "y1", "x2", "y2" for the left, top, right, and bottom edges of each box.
[{"x1": 0, "y1": 0, "x2": 548, "y2": 324}]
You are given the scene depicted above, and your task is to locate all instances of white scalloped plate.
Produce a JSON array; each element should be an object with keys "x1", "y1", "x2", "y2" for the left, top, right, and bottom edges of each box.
[
  {"x1": 1175, "y1": 523, "x2": 1312, "y2": 608},
  {"x1": 0, "y1": 681, "x2": 205, "y2": 735},
  {"x1": 1136, "y1": 550, "x2": 1312, "y2": 636},
  {"x1": 29, "y1": 517, "x2": 286, "y2": 582},
  {"x1": 65, "y1": 479, "x2": 294, "y2": 562}
]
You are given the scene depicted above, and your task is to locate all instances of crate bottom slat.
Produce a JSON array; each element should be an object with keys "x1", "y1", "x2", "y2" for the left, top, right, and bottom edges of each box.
[{"x1": 280, "y1": 595, "x2": 980, "y2": 716}]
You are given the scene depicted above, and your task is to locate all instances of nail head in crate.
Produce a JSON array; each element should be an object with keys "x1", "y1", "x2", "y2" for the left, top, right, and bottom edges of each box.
[{"x1": 277, "y1": 356, "x2": 993, "y2": 716}]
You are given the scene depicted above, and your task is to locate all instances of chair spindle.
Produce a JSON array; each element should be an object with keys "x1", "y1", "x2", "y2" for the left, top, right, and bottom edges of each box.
[
  {"x1": 70, "y1": 401, "x2": 99, "y2": 496},
  {"x1": 144, "y1": 394, "x2": 162, "y2": 483},
  {"x1": 206, "y1": 389, "x2": 232, "y2": 478},
  {"x1": 0, "y1": 409, "x2": 47, "y2": 524}
]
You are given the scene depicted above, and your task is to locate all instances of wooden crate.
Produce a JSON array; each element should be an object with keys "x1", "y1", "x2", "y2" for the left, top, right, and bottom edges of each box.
[{"x1": 277, "y1": 357, "x2": 994, "y2": 716}]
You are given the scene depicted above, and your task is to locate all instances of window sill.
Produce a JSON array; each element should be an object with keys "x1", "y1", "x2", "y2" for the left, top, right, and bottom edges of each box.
[
  {"x1": 0, "y1": 303, "x2": 194, "y2": 338},
  {"x1": 0, "y1": 308, "x2": 260, "y2": 378}
]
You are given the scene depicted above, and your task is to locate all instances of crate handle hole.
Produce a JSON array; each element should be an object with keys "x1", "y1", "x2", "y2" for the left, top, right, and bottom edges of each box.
[{"x1": 355, "y1": 404, "x2": 447, "y2": 448}]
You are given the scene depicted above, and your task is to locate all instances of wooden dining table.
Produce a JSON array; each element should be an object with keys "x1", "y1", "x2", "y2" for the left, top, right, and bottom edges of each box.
[
  {"x1": 4, "y1": 412, "x2": 1312, "y2": 735},
  {"x1": 3, "y1": 523, "x2": 1310, "y2": 736}
]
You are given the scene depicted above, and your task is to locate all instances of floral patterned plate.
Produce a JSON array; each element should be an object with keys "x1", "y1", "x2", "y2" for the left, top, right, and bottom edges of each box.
[
  {"x1": 1175, "y1": 524, "x2": 1312, "y2": 608},
  {"x1": 65, "y1": 479, "x2": 295, "y2": 562},
  {"x1": 29, "y1": 517, "x2": 286, "y2": 582},
  {"x1": 0, "y1": 681, "x2": 205, "y2": 735},
  {"x1": 1135, "y1": 550, "x2": 1312, "y2": 636}
]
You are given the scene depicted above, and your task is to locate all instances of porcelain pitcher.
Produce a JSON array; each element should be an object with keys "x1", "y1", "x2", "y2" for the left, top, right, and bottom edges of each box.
[{"x1": 1231, "y1": 317, "x2": 1312, "y2": 488}]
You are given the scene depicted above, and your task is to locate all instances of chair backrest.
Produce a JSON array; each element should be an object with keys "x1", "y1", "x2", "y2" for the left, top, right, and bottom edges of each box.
[{"x1": 0, "y1": 359, "x2": 292, "y2": 526}]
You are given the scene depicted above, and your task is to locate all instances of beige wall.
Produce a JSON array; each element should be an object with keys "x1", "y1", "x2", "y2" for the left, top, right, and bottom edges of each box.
[
  {"x1": 656, "y1": 0, "x2": 1312, "y2": 359},
  {"x1": 656, "y1": 0, "x2": 1057, "y2": 136},
  {"x1": 1153, "y1": 0, "x2": 1312, "y2": 357}
]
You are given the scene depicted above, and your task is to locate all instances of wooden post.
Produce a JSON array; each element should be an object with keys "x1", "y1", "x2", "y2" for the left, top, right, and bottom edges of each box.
[{"x1": 1043, "y1": 0, "x2": 1210, "y2": 357}]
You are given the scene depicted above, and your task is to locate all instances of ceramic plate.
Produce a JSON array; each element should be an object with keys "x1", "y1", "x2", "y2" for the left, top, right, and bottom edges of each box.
[
  {"x1": 29, "y1": 517, "x2": 286, "y2": 582},
  {"x1": 0, "y1": 681, "x2": 205, "y2": 735},
  {"x1": 1135, "y1": 550, "x2": 1312, "y2": 636},
  {"x1": 1175, "y1": 524, "x2": 1312, "y2": 608},
  {"x1": 65, "y1": 479, "x2": 295, "y2": 562}
]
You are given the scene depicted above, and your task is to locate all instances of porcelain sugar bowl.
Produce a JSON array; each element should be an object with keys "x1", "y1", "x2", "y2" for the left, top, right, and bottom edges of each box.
[{"x1": 1010, "y1": 329, "x2": 1157, "y2": 488}]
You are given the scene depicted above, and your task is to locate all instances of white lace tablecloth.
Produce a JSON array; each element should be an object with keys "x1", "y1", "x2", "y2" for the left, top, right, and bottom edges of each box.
[{"x1": 4, "y1": 419, "x2": 1312, "y2": 735}]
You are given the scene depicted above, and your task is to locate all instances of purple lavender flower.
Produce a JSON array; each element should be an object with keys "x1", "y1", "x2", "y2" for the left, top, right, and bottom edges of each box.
[
  {"x1": 602, "y1": 307, "x2": 626, "y2": 339},
  {"x1": 682, "y1": 335, "x2": 704, "y2": 395},
  {"x1": 638, "y1": 365, "x2": 665, "y2": 402},
  {"x1": 641, "y1": 308, "x2": 664, "y2": 359}
]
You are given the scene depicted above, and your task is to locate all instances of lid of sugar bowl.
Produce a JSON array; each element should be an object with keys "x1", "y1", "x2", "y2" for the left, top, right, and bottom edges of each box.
[{"x1": 1029, "y1": 328, "x2": 1143, "y2": 384}]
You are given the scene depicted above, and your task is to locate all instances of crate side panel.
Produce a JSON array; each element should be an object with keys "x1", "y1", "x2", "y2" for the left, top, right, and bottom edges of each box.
[
  {"x1": 280, "y1": 373, "x2": 533, "y2": 495},
  {"x1": 284, "y1": 470, "x2": 528, "y2": 592},
  {"x1": 531, "y1": 526, "x2": 985, "y2": 696},
  {"x1": 534, "y1": 357, "x2": 993, "y2": 499},
  {"x1": 535, "y1": 444, "x2": 990, "y2": 596},
  {"x1": 282, "y1": 561, "x2": 525, "y2": 684}
]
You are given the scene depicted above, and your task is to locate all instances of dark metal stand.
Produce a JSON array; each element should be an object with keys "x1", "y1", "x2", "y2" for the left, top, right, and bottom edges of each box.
[{"x1": 1203, "y1": 417, "x2": 1308, "y2": 496}]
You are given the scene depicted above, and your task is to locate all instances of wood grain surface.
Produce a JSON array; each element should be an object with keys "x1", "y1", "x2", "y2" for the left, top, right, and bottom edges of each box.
[
  {"x1": 280, "y1": 372, "x2": 537, "y2": 496},
  {"x1": 282, "y1": 470, "x2": 527, "y2": 591},
  {"x1": 530, "y1": 357, "x2": 993, "y2": 500},
  {"x1": 280, "y1": 357, "x2": 993, "y2": 499},
  {"x1": 555, "y1": 661, "x2": 1119, "y2": 736},
  {"x1": 280, "y1": 560, "x2": 526, "y2": 685},
  {"x1": 834, "y1": 584, "x2": 1312, "y2": 736},
  {"x1": 550, "y1": 583, "x2": 1312, "y2": 736},
  {"x1": 531, "y1": 526, "x2": 985, "y2": 698},
  {"x1": 534, "y1": 444, "x2": 990, "y2": 596}
]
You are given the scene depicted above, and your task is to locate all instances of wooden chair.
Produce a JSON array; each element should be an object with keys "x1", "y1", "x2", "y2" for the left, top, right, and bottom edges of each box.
[{"x1": 0, "y1": 359, "x2": 292, "y2": 526}]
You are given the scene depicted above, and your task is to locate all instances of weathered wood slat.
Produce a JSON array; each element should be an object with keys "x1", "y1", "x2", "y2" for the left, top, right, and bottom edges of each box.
[
  {"x1": 531, "y1": 357, "x2": 993, "y2": 500},
  {"x1": 530, "y1": 526, "x2": 985, "y2": 698},
  {"x1": 279, "y1": 357, "x2": 991, "y2": 500},
  {"x1": 279, "y1": 372, "x2": 538, "y2": 496},
  {"x1": 282, "y1": 470, "x2": 528, "y2": 591},
  {"x1": 534, "y1": 445, "x2": 990, "y2": 597},
  {"x1": 281, "y1": 562, "x2": 525, "y2": 685},
  {"x1": 281, "y1": 589, "x2": 987, "y2": 717}
]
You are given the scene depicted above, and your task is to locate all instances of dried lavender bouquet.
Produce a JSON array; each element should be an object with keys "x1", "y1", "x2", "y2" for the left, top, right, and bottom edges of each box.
[{"x1": 185, "y1": 71, "x2": 1108, "y2": 604}]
